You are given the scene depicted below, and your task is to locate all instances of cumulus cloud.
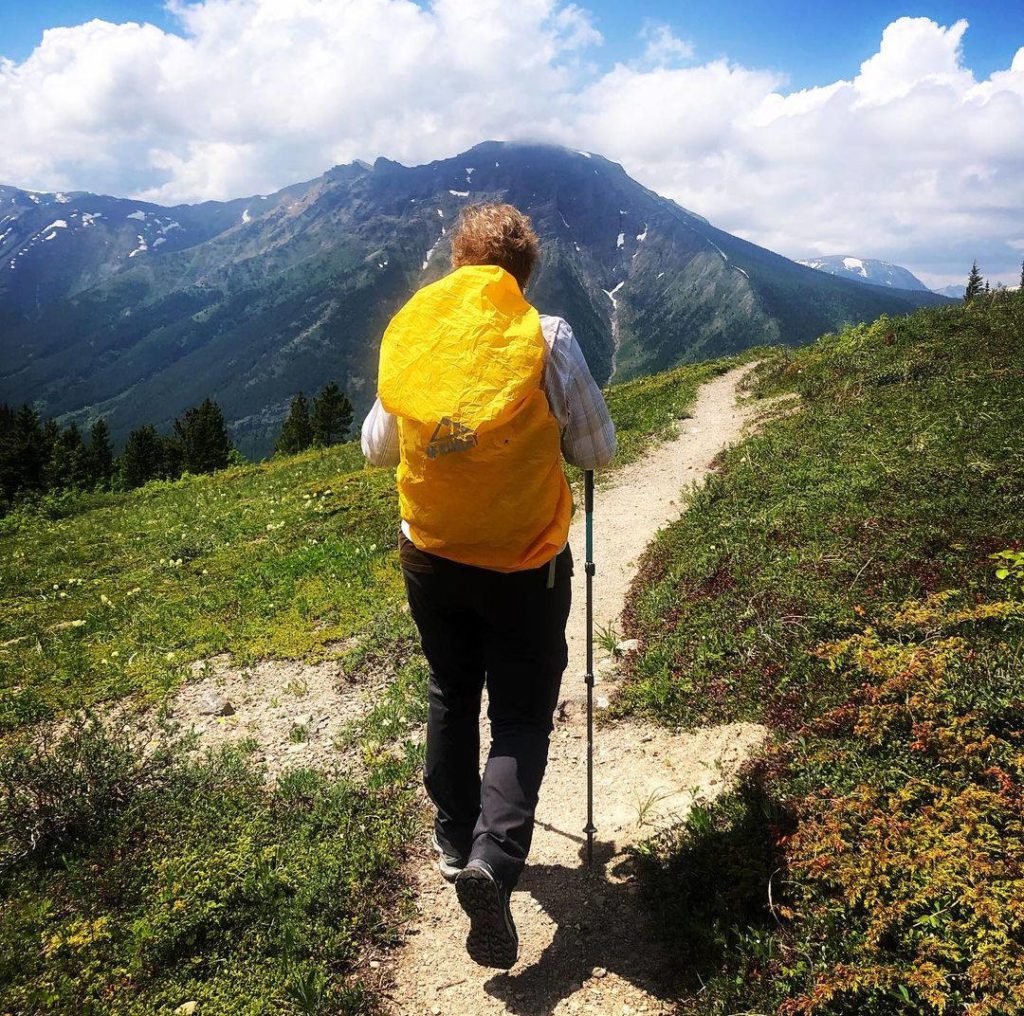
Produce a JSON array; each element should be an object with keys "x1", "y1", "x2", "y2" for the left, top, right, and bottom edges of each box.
[
  {"x1": 572, "y1": 15, "x2": 1024, "y2": 286},
  {"x1": 0, "y1": 0, "x2": 600, "y2": 201},
  {"x1": 1, "y1": 4, "x2": 1022, "y2": 285},
  {"x1": 636, "y1": 21, "x2": 694, "y2": 69}
]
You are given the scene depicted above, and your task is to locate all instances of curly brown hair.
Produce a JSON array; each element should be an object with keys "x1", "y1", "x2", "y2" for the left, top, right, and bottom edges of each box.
[{"x1": 450, "y1": 203, "x2": 540, "y2": 290}]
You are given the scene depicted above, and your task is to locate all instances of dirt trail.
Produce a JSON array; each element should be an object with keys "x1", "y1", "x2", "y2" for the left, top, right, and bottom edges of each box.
[{"x1": 382, "y1": 364, "x2": 767, "y2": 1016}]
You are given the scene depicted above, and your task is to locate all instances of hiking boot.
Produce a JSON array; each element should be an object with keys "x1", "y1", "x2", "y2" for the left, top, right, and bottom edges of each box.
[
  {"x1": 454, "y1": 859, "x2": 519, "y2": 969},
  {"x1": 431, "y1": 831, "x2": 466, "y2": 884}
]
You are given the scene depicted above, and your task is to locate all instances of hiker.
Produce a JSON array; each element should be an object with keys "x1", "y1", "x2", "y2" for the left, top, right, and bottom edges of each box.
[{"x1": 361, "y1": 202, "x2": 615, "y2": 969}]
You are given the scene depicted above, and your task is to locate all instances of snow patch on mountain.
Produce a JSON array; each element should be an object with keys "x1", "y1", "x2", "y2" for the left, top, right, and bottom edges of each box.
[
  {"x1": 422, "y1": 232, "x2": 444, "y2": 270},
  {"x1": 603, "y1": 281, "x2": 624, "y2": 309},
  {"x1": 798, "y1": 254, "x2": 930, "y2": 292}
]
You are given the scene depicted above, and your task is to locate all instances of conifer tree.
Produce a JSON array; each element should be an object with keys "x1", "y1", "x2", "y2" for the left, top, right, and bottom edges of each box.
[
  {"x1": 173, "y1": 398, "x2": 231, "y2": 474},
  {"x1": 276, "y1": 392, "x2": 314, "y2": 455},
  {"x1": 88, "y1": 418, "x2": 114, "y2": 486},
  {"x1": 161, "y1": 433, "x2": 184, "y2": 480},
  {"x1": 311, "y1": 382, "x2": 353, "y2": 447},
  {"x1": 47, "y1": 422, "x2": 90, "y2": 489},
  {"x1": 965, "y1": 260, "x2": 984, "y2": 302},
  {"x1": 118, "y1": 425, "x2": 165, "y2": 489},
  {"x1": 10, "y1": 405, "x2": 49, "y2": 496},
  {"x1": 1020, "y1": 259, "x2": 1023, "y2": 291}
]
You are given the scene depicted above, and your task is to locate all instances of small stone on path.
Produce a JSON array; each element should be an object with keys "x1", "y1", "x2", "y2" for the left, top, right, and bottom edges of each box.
[{"x1": 197, "y1": 691, "x2": 234, "y2": 716}]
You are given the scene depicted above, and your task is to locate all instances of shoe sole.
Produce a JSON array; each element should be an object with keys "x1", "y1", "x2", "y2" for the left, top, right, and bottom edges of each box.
[{"x1": 455, "y1": 867, "x2": 518, "y2": 970}]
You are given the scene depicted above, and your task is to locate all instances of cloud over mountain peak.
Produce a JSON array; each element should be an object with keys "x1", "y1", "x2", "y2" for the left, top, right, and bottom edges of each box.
[{"x1": 1, "y1": 4, "x2": 1022, "y2": 285}]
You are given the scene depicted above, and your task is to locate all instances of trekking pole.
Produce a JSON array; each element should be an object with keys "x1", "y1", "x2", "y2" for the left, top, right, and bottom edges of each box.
[{"x1": 584, "y1": 469, "x2": 596, "y2": 869}]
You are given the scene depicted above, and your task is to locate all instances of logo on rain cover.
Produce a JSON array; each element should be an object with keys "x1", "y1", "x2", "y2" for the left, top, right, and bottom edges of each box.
[{"x1": 426, "y1": 417, "x2": 478, "y2": 458}]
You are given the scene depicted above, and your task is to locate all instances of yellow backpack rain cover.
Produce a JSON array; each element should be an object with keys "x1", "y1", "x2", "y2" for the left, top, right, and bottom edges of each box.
[{"x1": 377, "y1": 264, "x2": 572, "y2": 572}]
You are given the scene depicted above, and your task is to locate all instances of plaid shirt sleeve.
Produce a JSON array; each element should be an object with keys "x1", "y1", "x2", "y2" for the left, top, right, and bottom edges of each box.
[
  {"x1": 361, "y1": 315, "x2": 617, "y2": 471},
  {"x1": 539, "y1": 315, "x2": 617, "y2": 469}
]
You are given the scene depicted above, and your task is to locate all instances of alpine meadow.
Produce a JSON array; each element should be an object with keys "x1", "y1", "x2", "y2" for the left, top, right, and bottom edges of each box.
[{"x1": 2, "y1": 4, "x2": 1024, "y2": 1016}]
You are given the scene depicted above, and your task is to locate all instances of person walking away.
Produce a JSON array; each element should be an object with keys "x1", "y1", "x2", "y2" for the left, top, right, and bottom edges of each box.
[{"x1": 361, "y1": 203, "x2": 616, "y2": 969}]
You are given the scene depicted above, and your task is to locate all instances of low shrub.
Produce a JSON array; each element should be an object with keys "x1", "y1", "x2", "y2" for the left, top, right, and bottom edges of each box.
[
  {"x1": 621, "y1": 292, "x2": 1024, "y2": 1013},
  {"x1": 0, "y1": 727, "x2": 419, "y2": 1015},
  {"x1": 0, "y1": 714, "x2": 167, "y2": 868}
]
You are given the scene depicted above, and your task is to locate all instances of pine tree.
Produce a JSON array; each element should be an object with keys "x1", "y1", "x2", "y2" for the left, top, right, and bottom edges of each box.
[
  {"x1": 46, "y1": 422, "x2": 90, "y2": 489},
  {"x1": 118, "y1": 425, "x2": 164, "y2": 489},
  {"x1": 173, "y1": 398, "x2": 231, "y2": 474},
  {"x1": 965, "y1": 260, "x2": 984, "y2": 302},
  {"x1": 161, "y1": 433, "x2": 184, "y2": 480},
  {"x1": 984, "y1": 280, "x2": 991, "y2": 295},
  {"x1": 276, "y1": 392, "x2": 314, "y2": 454},
  {"x1": 87, "y1": 418, "x2": 114, "y2": 486},
  {"x1": 1020, "y1": 259, "x2": 1023, "y2": 291},
  {"x1": 11, "y1": 405, "x2": 49, "y2": 496},
  {"x1": 311, "y1": 382, "x2": 353, "y2": 447}
]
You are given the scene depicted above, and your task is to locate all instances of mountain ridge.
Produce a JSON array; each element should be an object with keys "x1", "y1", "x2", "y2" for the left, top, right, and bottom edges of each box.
[
  {"x1": 797, "y1": 254, "x2": 931, "y2": 292},
  {"x1": 0, "y1": 141, "x2": 949, "y2": 456}
]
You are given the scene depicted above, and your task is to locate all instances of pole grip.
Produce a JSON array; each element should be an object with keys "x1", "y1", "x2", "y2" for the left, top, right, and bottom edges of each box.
[{"x1": 584, "y1": 469, "x2": 594, "y2": 515}]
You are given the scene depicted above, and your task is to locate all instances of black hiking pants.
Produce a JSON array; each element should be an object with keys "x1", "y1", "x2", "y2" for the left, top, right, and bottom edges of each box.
[{"x1": 400, "y1": 534, "x2": 572, "y2": 892}]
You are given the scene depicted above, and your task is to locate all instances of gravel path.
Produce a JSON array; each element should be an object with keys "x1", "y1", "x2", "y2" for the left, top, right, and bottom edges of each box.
[{"x1": 380, "y1": 364, "x2": 767, "y2": 1016}]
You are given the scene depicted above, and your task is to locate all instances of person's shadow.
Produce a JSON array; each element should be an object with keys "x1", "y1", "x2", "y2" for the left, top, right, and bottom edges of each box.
[{"x1": 482, "y1": 788, "x2": 776, "y2": 1014}]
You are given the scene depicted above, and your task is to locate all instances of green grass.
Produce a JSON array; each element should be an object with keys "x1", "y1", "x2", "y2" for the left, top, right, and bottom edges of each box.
[
  {"x1": 0, "y1": 720, "x2": 421, "y2": 1016},
  {"x1": 618, "y1": 291, "x2": 1024, "y2": 1014},
  {"x1": 0, "y1": 442, "x2": 404, "y2": 732},
  {"x1": 0, "y1": 352, "x2": 727, "y2": 1014}
]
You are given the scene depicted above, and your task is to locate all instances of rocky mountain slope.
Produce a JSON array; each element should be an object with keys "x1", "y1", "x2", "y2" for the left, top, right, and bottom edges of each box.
[
  {"x1": 0, "y1": 142, "x2": 948, "y2": 456},
  {"x1": 797, "y1": 254, "x2": 930, "y2": 291}
]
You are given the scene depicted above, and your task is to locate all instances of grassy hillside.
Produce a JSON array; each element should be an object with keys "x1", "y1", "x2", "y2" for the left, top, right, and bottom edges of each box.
[
  {"x1": 618, "y1": 291, "x2": 1024, "y2": 1014},
  {"x1": 0, "y1": 441, "x2": 426, "y2": 1014},
  {"x1": 0, "y1": 357, "x2": 729, "y2": 1014}
]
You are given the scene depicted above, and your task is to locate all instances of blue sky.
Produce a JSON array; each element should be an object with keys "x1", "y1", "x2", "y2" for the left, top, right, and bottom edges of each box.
[
  {"x1": 4, "y1": 0, "x2": 1023, "y2": 85},
  {"x1": 1, "y1": 2, "x2": 1022, "y2": 285},
  {"x1": 590, "y1": 1, "x2": 1024, "y2": 87}
]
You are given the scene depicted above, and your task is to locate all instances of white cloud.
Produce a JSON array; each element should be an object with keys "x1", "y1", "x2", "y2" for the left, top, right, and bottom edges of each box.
[
  {"x1": 0, "y1": 0, "x2": 599, "y2": 202},
  {"x1": 570, "y1": 16, "x2": 1024, "y2": 286},
  {"x1": 0, "y1": 6, "x2": 1022, "y2": 285},
  {"x1": 636, "y1": 21, "x2": 694, "y2": 68}
]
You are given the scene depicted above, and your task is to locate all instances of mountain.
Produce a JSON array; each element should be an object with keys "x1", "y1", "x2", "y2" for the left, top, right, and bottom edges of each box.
[
  {"x1": 797, "y1": 255, "x2": 931, "y2": 292},
  {"x1": 933, "y1": 284, "x2": 966, "y2": 300},
  {"x1": 0, "y1": 142, "x2": 949, "y2": 457}
]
